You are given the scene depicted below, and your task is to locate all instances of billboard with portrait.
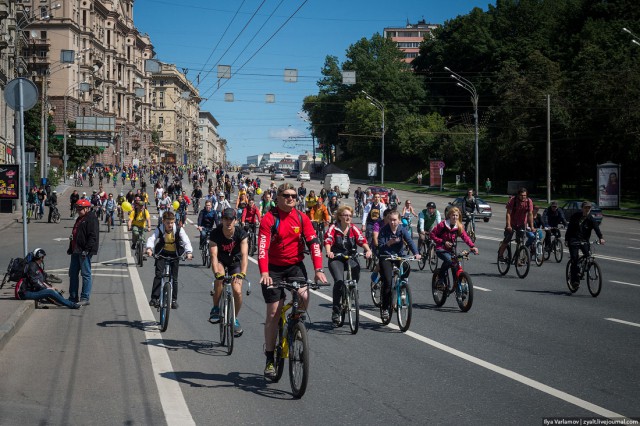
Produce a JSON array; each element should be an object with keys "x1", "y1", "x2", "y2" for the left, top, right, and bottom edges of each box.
[
  {"x1": 0, "y1": 165, "x2": 19, "y2": 199},
  {"x1": 597, "y1": 162, "x2": 620, "y2": 209}
]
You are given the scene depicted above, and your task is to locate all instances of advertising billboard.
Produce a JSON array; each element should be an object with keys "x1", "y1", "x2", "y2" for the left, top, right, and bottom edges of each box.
[
  {"x1": 0, "y1": 165, "x2": 19, "y2": 199},
  {"x1": 597, "y1": 162, "x2": 620, "y2": 209}
]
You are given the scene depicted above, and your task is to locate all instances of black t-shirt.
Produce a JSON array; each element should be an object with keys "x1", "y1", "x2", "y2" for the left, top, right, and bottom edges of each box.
[{"x1": 209, "y1": 226, "x2": 247, "y2": 266}]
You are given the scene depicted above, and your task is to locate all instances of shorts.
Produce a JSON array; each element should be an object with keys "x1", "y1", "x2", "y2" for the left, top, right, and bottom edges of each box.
[{"x1": 261, "y1": 262, "x2": 308, "y2": 304}]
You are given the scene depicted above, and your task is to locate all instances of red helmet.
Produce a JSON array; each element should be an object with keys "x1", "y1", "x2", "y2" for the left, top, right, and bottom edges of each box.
[{"x1": 76, "y1": 199, "x2": 91, "y2": 207}]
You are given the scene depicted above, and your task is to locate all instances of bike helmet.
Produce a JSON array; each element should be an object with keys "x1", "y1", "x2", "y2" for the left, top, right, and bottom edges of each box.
[
  {"x1": 427, "y1": 202, "x2": 436, "y2": 209},
  {"x1": 33, "y1": 248, "x2": 46, "y2": 259},
  {"x1": 76, "y1": 199, "x2": 91, "y2": 208}
]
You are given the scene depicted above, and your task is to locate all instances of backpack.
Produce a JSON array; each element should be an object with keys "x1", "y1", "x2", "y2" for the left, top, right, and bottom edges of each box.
[
  {"x1": 15, "y1": 278, "x2": 26, "y2": 300},
  {"x1": 8, "y1": 252, "x2": 33, "y2": 283}
]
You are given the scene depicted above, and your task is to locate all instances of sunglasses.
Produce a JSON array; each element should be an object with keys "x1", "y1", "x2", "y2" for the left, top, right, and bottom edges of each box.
[{"x1": 280, "y1": 193, "x2": 296, "y2": 199}]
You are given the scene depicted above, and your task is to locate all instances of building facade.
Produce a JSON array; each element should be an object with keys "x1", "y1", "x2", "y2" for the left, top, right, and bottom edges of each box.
[
  {"x1": 150, "y1": 62, "x2": 200, "y2": 165},
  {"x1": 198, "y1": 111, "x2": 226, "y2": 169},
  {"x1": 383, "y1": 19, "x2": 439, "y2": 63}
]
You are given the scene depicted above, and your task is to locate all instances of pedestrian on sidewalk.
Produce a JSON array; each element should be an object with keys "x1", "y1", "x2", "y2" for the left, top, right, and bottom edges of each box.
[
  {"x1": 485, "y1": 178, "x2": 492, "y2": 195},
  {"x1": 417, "y1": 172, "x2": 423, "y2": 185},
  {"x1": 67, "y1": 199, "x2": 99, "y2": 305}
]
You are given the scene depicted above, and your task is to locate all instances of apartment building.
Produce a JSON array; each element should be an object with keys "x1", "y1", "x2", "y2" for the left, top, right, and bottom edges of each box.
[
  {"x1": 0, "y1": 0, "x2": 16, "y2": 164},
  {"x1": 150, "y1": 62, "x2": 200, "y2": 165},
  {"x1": 383, "y1": 19, "x2": 439, "y2": 63},
  {"x1": 198, "y1": 111, "x2": 226, "y2": 169}
]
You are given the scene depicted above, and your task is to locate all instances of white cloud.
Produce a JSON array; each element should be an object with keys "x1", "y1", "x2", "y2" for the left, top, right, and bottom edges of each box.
[{"x1": 269, "y1": 127, "x2": 306, "y2": 139}]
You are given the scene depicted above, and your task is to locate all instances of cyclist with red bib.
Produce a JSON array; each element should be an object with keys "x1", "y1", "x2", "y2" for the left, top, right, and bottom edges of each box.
[{"x1": 498, "y1": 187, "x2": 534, "y2": 260}]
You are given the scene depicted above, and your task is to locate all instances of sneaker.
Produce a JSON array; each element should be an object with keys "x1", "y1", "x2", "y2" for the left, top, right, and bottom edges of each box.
[
  {"x1": 69, "y1": 297, "x2": 79, "y2": 304},
  {"x1": 48, "y1": 274, "x2": 63, "y2": 284},
  {"x1": 149, "y1": 298, "x2": 159, "y2": 307},
  {"x1": 71, "y1": 303, "x2": 81, "y2": 309},
  {"x1": 381, "y1": 309, "x2": 390, "y2": 321},
  {"x1": 264, "y1": 360, "x2": 276, "y2": 379},
  {"x1": 171, "y1": 300, "x2": 179, "y2": 309},
  {"x1": 234, "y1": 319, "x2": 243, "y2": 337},
  {"x1": 77, "y1": 299, "x2": 90, "y2": 306},
  {"x1": 331, "y1": 312, "x2": 341, "y2": 326},
  {"x1": 209, "y1": 306, "x2": 220, "y2": 323}
]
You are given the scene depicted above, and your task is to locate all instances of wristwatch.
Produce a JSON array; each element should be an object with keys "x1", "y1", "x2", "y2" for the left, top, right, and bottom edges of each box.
[{"x1": 315, "y1": 268, "x2": 324, "y2": 273}]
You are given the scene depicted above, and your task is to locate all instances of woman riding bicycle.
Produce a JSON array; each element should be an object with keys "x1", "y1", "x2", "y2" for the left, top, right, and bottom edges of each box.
[
  {"x1": 430, "y1": 207, "x2": 478, "y2": 289},
  {"x1": 324, "y1": 205, "x2": 372, "y2": 326},
  {"x1": 377, "y1": 210, "x2": 420, "y2": 321}
]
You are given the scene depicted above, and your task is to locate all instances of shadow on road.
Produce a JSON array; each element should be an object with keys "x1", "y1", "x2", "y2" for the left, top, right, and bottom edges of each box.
[
  {"x1": 143, "y1": 338, "x2": 229, "y2": 357},
  {"x1": 515, "y1": 289, "x2": 575, "y2": 297},
  {"x1": 96, "y1": 319, "x2": 157, "y2": 331},
  {"x1": 412, "y1": 303, "x2": 463, "y2": 313},
  {"x1": 161, "y1": 370, "x2": 292, "y2": 399}
]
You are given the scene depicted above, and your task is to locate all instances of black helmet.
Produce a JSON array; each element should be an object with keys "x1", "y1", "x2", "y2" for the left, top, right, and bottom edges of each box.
[
  {"x1": 427, "y1": 202, "x2": 436, "y2": 209},
  {"x1": 33, "y1": 248, "x2": 46, "y2": 259}
]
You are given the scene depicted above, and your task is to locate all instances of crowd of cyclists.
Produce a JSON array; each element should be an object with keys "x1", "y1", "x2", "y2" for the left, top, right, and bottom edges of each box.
[{"x1": 42, "y1": 162, "x2": 607, "y2": 382}]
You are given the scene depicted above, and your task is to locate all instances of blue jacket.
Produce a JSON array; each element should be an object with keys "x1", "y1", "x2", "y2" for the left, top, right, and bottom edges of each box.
[{"x1": 377, "y1": 224, "x2": 418, "y2": 257}]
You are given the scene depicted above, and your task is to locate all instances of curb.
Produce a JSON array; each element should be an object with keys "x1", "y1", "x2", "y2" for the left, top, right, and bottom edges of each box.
[{"x1": 0, "y1": 300, "x2": 35, "y2": 352}]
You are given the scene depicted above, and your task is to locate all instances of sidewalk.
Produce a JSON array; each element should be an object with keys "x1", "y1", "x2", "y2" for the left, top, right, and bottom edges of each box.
[{"x1": 0, "y1": 182, "x2": 71, "y2": 351}]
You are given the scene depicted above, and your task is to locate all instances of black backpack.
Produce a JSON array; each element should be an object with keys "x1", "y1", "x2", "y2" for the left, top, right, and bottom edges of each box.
[{"x1": 8, "y1": 252, "x2": 33, "y2": 282}]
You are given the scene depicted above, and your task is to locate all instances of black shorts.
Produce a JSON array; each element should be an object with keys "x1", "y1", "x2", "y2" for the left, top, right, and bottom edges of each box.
[
  {"x1": 261, "y1": 262, "x2": 308, "y2": 304},
  {"x1": 222, "y1": 262, "x2": 241, "y2": 276}
]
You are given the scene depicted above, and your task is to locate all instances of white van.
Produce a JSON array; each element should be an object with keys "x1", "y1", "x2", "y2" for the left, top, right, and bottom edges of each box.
[{"x1": 323, "y1": 173, "x2": 351, "y2": 198}]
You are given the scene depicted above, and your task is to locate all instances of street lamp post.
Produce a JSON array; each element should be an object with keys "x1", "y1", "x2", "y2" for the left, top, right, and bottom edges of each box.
[
  {"x1": 361, "y1": 91, "x2": 385, "y2": 185},
  {"x1": 445, "y1": 66, "x2": 479, "y2": 196}
]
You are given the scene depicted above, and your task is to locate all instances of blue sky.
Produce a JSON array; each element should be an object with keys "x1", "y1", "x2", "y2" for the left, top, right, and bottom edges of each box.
[{"x1": 134, "y1": 0, "x2": 492, "y2": 165}]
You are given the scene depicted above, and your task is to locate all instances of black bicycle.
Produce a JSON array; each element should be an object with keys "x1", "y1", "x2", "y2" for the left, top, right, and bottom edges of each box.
[
  {"x1": 130, "y1": 226, "x2": 147, "y2": 267},
  {"x1": 50, "y1": 205, "x2": 61, "y2": 224},
  {"x1": 200, "y1": 228, "x2": 212, "y2": 268},
  {"x1": 497, "y1": 228, "x2": 530, "y2": 279},
  {"x1": 332, "y1": 252, "x2": 364, "y2": 334},
  {"x1": 217, "y1": 272, "x2": 251, "y2": 355},
  {"x1": 543, "y1": 227, "x2": 564, "y2": 263},
  {"x1": 565, "y1": 240, "x2": 602, "y2": 297},
  {"x1": 153, "y1": 254, "x2": 182, "y2": 332},
  {"x1": 417, "y1": 236, "x2": 438, "y2": 272},
  {"x1": 270, "y1": 278, "x2": 328, "y2": 398},
  {"x1": 245, "y1": 223, "x2": 258, "y2": 256}
]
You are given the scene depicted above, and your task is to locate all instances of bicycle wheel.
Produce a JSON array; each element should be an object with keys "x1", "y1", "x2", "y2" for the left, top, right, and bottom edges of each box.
[
  {"x1": 206, "y1": 250, "x2": 212, "y2": 268},
  {"x1": 273, "y1": 320, "x2": 286, "y2": 382},
  {"x1": 428, "y1": 244, "x2": 439, "y2": 273},
  {"x1": 107, "y1": 216, "x2": 111, "y2": 233},
  {"x1": 201, "y1": 246, "x2": 207, "y2": 266},
  {"x1": 456, "y1": 271, "x2": 474, "y2": 312},
  {"x1": 396, "y1": 282, "x2": 412, "y2": 332},
  {"x1": 515, "y1": 246, "x2": 530, "y2": 279},
  {"x1": 347, "y1": 286, "x2": 359, "y2": 335},
  {"x1": 249, "y1": 232, "x2": 257, "y2": 256},
  {"x1": 225, "y1": 294, "x2": 235, "y2": 355},
  {"x1": 370, "y1": 279, "x2": 381, "y2": 308},
  {"x1": 137, "y1": 243, "x2": 144, "y2": 267},
  {"x1": 543, "y1": 241, "x2": 552, "y2": 261},
  {"x1": 53, "y1": 210, "x2": 61, "y2": 224},
  {"x1": 565, "y1": 260, "x2": 579, "y2": 293},
  {"x1": 534, "y1": 241, "x2": 544, "y2": 267},
  {"x1": 431, "y1": 270, "x2": 447, "y2": 307},
  {"x1": 418, "y1": 242, "x2": 427, "y2": 270},
  {"x1": 587, "y1": 261, "x2": 602, "y2": 297},
  {"x1": 465, "y1": 222, "x2": 476, "y2": 243},
  {"x1": 553, "y1": 239, "x2": 564, "y2": 263},
  {"x1": 159, "y1": 280, "x2": 171, "y2": 332},
  {"x1": 1, "y1": 272, "x2": 9, "y2": 289},
  {"x1": 366, "y1": 255, "x2": 373, "y2": 271},
  {"x1": 289, "y1": 322, "x2": 310, "y2": 399},
  {"x1": 219, "y1": 297, "x2": 226, "y2": 345},
  {"x1": 497, "y1": 245, "x2": 512, "y2": 276}
]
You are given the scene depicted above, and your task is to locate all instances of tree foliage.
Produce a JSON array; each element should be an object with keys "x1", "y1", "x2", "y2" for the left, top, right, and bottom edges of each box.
[{"x1": 305, "y1": 0, "x2": 640, "y2": 195}]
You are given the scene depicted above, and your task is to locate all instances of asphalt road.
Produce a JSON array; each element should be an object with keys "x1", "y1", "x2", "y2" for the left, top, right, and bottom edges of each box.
[{"x1": 0, "y1": 174, "x2": 638, "y2": 425}]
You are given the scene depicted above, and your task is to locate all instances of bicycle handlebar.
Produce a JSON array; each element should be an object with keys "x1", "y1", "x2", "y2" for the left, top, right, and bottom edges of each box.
[
  {"x1": 273, "y1": 279, "x2": 330, "y2": 291},
  {"x1": 379, "y1": 254, "x2": 420, "y2": 261},
  {"x1": 329, "y1": 252, "x2": 365, "y2": 260}
]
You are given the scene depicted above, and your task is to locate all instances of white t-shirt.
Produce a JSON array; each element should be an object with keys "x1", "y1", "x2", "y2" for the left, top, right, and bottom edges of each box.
[{"x1": 155, "y1": 188, "x2": 164, "y2": 199}]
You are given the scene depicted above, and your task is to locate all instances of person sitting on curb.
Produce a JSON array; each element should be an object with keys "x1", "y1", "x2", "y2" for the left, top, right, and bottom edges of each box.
[{"x1": 19, "y1": 248, "x2": 80, "y2": 309}]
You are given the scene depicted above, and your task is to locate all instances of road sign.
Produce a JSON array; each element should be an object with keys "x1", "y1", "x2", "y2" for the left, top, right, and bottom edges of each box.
[{"x1": 439, "y1": 168, "x2": 444, "y2": 176}]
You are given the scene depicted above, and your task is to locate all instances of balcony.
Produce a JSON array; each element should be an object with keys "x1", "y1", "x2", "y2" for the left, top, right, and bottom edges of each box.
[{"x1": 92, "y1": 87, "x2": 104, "y2": 102}]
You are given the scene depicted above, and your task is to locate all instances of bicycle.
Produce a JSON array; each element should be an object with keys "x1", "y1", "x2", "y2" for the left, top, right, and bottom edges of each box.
[
  {"x1": 270, "y1": 277, "x2": 328, "y2": 398},
  {"x1": 355, "y1": 200, "x2": 364, "y2": 218},
  {"x1": 497, "y1": 228, "x2": 530, "y2": 279},
  {"x1": 431, "y1": 245, "x2": 475, "y2": 312},
  {"x1": 245, "y1": 223, "x2": 258, "y2": 256},
  {"x1": 217, "y1": 271, "x2": 251, "y2": 355},
  {"x1": 376, "y1": 255, "x2": 417, "y2": 332},
  {"x1": 464, "y1": 213, "x2": 476, "y2": 243},
  {"x1": 417, "y1": 236, "x2": 438, "y2": 272},
  {"x1": 105, "y1": 209, "x2": 114, "y2": 233},
  {"x1": 332, "y1": 252, "x2": 364, "y2": 334},
  {"x1": 130, "y1": 226, "x2": 147, "y2": 267},
  {"x1": 193, "y1": 198, "x2": 200, "y2": 215},
  {"x1": 530, "y1": 230, "x2": 544, "y2": 267},
  {"x1": 312, "y1": 221, "x2": 326, "y2": 248},
  {"x1": 543, "y1": 227, "x2": 564, "y2": 263},
  {"x1": 50, "y1": 205, "x2": 61, "y2": 224},
  {"x1": 152, "y1": 254, "x2": 182, "y2": 332},
  {"x1": 200, "y1": 229, "x2": 212, "y2": 267},
  {"x1": 27, "y1": 202, "x2": 38, "y2": 223},
  {"x1": 565, "y1": 240, "x2": 602, "y2": 297}
]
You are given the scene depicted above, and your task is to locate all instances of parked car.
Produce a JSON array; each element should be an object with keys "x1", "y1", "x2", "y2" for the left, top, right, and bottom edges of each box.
[
  {"x1": 561, "y1": 200, "x2": 603, "y2": 224},
  {"x1": 288, "y1": 169, "x2": 300, "y2": 178},
  {"x1": 367, "y1": 186, "x2": 390, "y2": 204},
  {"x1": 449, "y1": 197, "x2": 493, "y2": 222},
  {"x1": 271, "y1": 170, "x2": 285, "y2": 180},
  {"x1": 297, "y1": 172, "x2": 310, "y2": 182}
]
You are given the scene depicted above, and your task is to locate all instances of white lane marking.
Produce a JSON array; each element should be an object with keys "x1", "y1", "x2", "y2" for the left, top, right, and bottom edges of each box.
[
  {"x1": 477, "y1": 235, "x2": 503, "y2": 242},
  {"x1": 91, "y1": 268, "x2": 129, "y2": 272},
  {"x1": 625, "y1": 247, "x2": 640, "y2": 250},
  {"x1": 630, "y1": 238, "x2": 640, "y2": 242},
  {"x1": 309, "y1": 289, "x2": 626, "y2": 420},
  {"x1": 126, "y1": 239, "x2": 195, "y2": 424},
  {"x1": 474, "y1": 286, "x2": 492, "y2": 292},
  {"x1": 610, "y1": 280, "x2": 640, "y2": 288},
  {"x1": 604, "y1": 318, "x2": 640, "y2": 329},
  {"x1": 92, "y1": 273, "x2": 129, "y2": 277}
]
